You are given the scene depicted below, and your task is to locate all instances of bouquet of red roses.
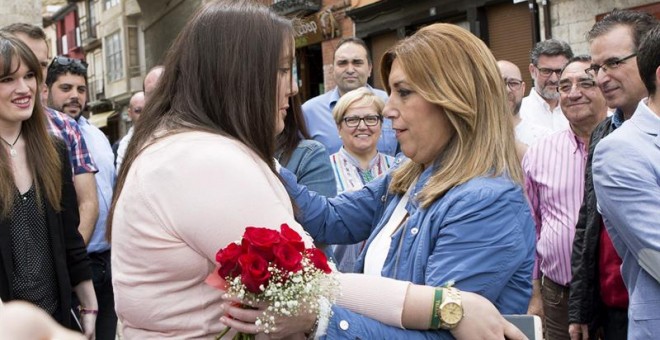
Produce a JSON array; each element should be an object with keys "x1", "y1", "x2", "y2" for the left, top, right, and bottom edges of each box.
[{"x1": 207, "y1": 223, "x2": 338, "y2": 339}]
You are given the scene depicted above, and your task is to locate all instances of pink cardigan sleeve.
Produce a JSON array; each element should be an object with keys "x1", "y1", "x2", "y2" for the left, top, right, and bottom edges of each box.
[{"x1": 335, "y1": 274, "x2": 408, "y2": 328}]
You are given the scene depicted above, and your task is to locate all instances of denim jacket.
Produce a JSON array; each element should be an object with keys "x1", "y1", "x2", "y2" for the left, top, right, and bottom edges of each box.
[
  {"x1": 278, "y1": 139, "x2": 336, "y2": 198},
  {"x1": 281, "y1": 156, "x2": 535, "y2": 338}
]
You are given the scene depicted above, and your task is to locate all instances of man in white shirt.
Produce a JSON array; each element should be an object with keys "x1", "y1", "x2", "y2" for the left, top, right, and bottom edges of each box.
[{"x1": 520, "y1": 39, "x2": 574, "y2": 132}]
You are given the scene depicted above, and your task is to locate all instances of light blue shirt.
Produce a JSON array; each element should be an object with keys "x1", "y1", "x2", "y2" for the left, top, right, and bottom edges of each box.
[
  {"x1": 302, "y1": 86, "x2": 398, "y2": 156},
  {"x1": 593, "y1": 99, "x2": 660, "y2": 339},
  {"x1": 78, "y1": 116, "x2": 116, "y2": 253}
]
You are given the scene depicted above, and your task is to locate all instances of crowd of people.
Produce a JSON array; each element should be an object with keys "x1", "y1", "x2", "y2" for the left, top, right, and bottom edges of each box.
[{"x1": 0, "y1": 0, "x2": 658, "y2": 339}]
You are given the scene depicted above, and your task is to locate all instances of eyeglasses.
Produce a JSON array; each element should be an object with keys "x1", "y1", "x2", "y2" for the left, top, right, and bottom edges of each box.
[
  {"x1": 50, "y1": 56, "x2": 88, "y2": 73},
  {"x1": 535, "y1": 66, "x2": 563, "y2": 77},
  {"x1": 585, "y1": 53, "x2": 636, "y2": 75},
  {"x1": 342, "y1": 115, "x2": 382, "y2": 127},
  {"x1": 558, "y1": 79, "x2": 597, "y2": 94},
  {"x1": 504, "y1": 78, "x2": 523, "y2": 91}
]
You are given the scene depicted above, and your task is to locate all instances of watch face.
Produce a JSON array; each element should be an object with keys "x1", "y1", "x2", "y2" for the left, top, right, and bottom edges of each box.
[{"x1": 441, "y1": 302, "x2": 463, "y2": 325}]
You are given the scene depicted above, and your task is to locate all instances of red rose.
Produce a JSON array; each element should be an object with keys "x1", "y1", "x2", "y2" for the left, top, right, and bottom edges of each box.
[
  {"x1": 280, "y1": 223, "x2": 305, "y2": 252},
  {"x1": 216, "y1": 242, "x2": 245, "y2": 278},
  {"x1": 243, "y1": 227, "x2": 281, "y2": 261},
  {"x1": 238, "y1": 253, "x2": 271, "y2": 293},
  {"x1": 305, "y1": 248, "x2": 332, "y2": 274},
  {"x1": 273, "y1": 242, "x2": 303, "y2": 273}
]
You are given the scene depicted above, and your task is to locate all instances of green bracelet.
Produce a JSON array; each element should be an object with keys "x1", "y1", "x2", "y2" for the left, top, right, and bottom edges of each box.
[{"x1": 430, "y1": 288, "x2": 443, "y2": 329}]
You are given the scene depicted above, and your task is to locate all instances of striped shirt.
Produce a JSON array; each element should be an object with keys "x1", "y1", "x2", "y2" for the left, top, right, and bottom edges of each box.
[
  {"x1": 329, "y1": 148, "x2": 394, "y2": 273},
  {"x1": 44, "y1": 108, "x2": 98, "y2": 175},
  {"x1": 329, "y1": 147, "x2": 394, "y2": 194},
  {"x1": 522, "y1": 128, "x2": 588, "y2": 286}
]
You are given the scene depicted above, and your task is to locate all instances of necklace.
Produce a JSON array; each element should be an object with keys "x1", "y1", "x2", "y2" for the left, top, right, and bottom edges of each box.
[{"x1": 0, "y1": 130, "x2": 22, "y2": 157}]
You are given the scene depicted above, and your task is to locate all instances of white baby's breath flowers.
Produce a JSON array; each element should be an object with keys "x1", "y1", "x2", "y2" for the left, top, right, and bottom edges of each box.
[{"x1": 224, "y1": 256, "x2": 339, "y2": 334}]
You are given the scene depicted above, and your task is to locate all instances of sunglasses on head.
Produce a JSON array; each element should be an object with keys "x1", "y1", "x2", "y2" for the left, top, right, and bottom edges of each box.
[{"x1": 51, "y1": 56, "x2": 88, "y2": 72}]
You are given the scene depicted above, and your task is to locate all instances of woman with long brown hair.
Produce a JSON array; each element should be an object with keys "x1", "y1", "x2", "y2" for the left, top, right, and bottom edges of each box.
[{"x1": 0, "y1": 33, "x2": 96, "y2": 338}]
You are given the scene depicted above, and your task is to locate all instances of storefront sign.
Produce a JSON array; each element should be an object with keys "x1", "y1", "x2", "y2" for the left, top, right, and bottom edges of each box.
[{"x1": 294, "y1": 8, "x2": 341, "y2": 48}]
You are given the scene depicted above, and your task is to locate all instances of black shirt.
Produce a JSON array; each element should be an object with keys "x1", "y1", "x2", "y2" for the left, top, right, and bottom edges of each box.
[{"x1": 9, "y1": 186, "x2": 59, "y2": 315}]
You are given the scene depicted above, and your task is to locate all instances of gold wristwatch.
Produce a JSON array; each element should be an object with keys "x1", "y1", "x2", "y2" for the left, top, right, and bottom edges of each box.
[{"x1": 437, "y1": 287, "x2": 464, "y2": 329}]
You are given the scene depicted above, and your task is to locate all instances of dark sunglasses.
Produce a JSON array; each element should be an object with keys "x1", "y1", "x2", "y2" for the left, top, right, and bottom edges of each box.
[{"x1": 51, "y1": 56, "x2": 88, "y2": 72}]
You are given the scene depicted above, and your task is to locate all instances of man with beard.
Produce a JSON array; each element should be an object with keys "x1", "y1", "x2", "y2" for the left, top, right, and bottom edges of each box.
[
  {"x1": 523, "y1": 56, "x2": 608, "y2": 340},
  {"x1": 46, "y1": 57, "x2": 117, "y2": 340},
  {"x1": 520, "y1": 39, "x2": 574, "y2": 133}
]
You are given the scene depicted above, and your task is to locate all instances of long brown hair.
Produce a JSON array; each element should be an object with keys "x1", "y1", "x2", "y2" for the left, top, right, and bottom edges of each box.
[
  {"x1": 108, "y1": 0, "x2": 295, "y2": 239},
  {"x1": 0, "y1": 33, "x2": 61, "y2": 217},
  {"x1": 380, "y1": 24, "x2": 523, "y2": 207},
  {"x1": 277, "y1": 95, "x2": 311, "y2": 164}
]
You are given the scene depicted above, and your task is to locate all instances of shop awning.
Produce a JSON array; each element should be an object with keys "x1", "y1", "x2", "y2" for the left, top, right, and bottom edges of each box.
[{"x1": 88, "y1": 111, "x2": 114, "y2": 128}]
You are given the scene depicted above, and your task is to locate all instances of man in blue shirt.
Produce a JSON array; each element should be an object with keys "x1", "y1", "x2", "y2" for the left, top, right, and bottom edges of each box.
[
  {"x1": 592, "y1": 24, "x2": 660, "y2": 339},
  {"x1": 302, "y1": 37, "x2": 397, "y2": 156},
  {"x1": 47, "y1": 56, "x2": 117, "y2": 340}
]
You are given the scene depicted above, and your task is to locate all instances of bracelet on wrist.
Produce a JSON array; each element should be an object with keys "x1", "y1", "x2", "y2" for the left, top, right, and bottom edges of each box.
[
  {"x1": 79, "y1": 306, "x2": 98, "y2": 315},
  {"x1": 429, "y1": 288, "x2": 443, "y2": 329}
]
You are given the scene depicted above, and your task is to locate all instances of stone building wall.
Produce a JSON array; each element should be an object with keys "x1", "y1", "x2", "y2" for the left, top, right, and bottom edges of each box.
[
  {"x1": 0, "y1": 0, "x2": 42, "y2": 28},
  {"x1": 320, "y1": 0, "x2": 355, "y2": 92},
  {"x1": 548, "y1": 0, "x2": 658, "y2": 54}
]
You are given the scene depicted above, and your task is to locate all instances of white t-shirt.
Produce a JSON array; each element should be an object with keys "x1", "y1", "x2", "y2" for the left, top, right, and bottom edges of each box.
[
  {"x1": 515, "y1": 118, "x2": 553, "y2": 146},
  {"x1": 520, "y1": 88, "x2": 569, "y2": 133}
]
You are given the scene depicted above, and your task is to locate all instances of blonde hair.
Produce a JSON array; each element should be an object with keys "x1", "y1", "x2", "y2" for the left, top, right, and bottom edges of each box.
[
  {"x1": 380, "y1": 23, "x2": 523, "y2": 207},
  {"x1": 332, "y1": 87, "x2": 385, "y2": 125}
]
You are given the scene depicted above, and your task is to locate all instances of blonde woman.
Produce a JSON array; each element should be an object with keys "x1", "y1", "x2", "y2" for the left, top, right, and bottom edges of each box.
[
  {"x1": 330, "y1": 87, "x2": 394, "y2": 272},
  {"x1": 226, "y1": 23, "x2": 534, "y2": 338},
  {"x1": 281, "y1": 23, "x2": 534, "y2": 337}
]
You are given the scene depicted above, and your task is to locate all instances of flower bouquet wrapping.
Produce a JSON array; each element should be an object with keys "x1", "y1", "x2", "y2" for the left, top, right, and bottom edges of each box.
[{"x1": 206, "y1": 223, "x2": 339, "y2": 339}]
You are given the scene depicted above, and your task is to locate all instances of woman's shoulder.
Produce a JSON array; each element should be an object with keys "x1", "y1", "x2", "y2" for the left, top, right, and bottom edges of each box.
[
  {"x1": 444, "y1": 175, "x2": 523, "y2": 205},
  {"x1": 291, "y1": 140, "x2": 331, "y2": 165},
  {"x1": 138, "y1": 131, "x2": 270, "y2": 174},
  {"x1": 149, "y1": 131, "x2": 248, "y2": 156},
  {"x1": 295, "y1": 139, "x2": 327, "y2": 153}
]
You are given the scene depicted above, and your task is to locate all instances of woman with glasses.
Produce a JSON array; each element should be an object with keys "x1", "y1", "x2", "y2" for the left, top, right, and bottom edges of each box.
[
  {"x1": 329, "y1": 87, "x2": 394, "y2": 273},
  {"x1": 0, "y1": 33, "x2": 97, "y2": 338}
]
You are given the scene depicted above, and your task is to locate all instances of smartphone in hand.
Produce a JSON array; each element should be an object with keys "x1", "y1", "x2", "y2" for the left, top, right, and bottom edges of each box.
[{"x1": 503, "y1": 314, "x2": 543, "y2": 340}]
